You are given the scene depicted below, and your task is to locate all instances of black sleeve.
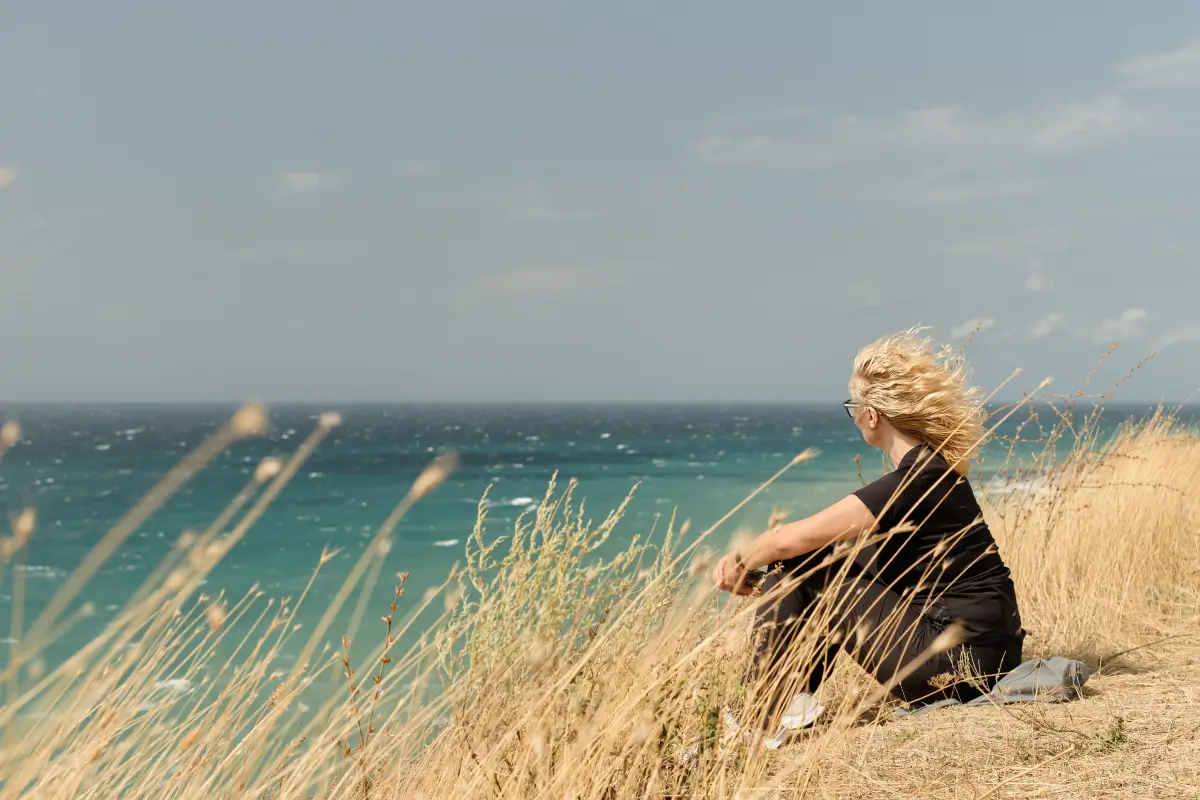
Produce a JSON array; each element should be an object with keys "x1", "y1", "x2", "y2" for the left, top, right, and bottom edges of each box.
[{"x1": 853, "y1": 471, "x2": 903, "y2": 528}]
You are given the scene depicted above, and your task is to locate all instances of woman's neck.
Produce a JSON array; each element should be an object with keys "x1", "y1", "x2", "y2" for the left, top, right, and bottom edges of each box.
[{"x1": 881, "y1": 428, "x2": 925, "y2": 469}]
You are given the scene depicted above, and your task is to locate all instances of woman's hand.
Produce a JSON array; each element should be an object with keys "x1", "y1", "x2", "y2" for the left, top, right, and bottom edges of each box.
[{"x1": 712, "y1": 553, "x2": 757, "y2": 596}]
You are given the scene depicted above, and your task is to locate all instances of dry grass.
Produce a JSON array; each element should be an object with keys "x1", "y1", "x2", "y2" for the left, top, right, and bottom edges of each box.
[{"x1": 0, "y1": 395, "x2": 1198, "y2": 799}]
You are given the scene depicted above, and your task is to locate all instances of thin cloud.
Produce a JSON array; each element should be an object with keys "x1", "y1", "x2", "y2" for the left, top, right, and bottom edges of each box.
[
  {"x1": 1027, "y1": 313, "x2": 1067, "y2": 340},
  {"x1": 691, "y1": 94, "x2": 1145, "y2": 168},
  {"x1": 1029, "y1": 94, "x2": 1144, "y2": 152},
  {"x1": 950, "y1": 316, "x2": 996, "y2": 340},
  {"x1": 278, "y1": 171, "x2": 341, "y2": 196},
  {"x1": 0, "y1": 165, "x2": 16, "y2": 188},
  {"x1": 1091, "y1": 308, "x2": 1148, "y2": 344},
  {"x1": 1116, "y1": 40, "x2": 1200, "y2": 89},
  {"x1": 1154, "y1": 324, "x2": 1200, "y2": 350},
  {"x1": 1024, "y1": 259, "x2": 1054, "y2": 293},
  {"x1": 1024, "y1": 273, "x2": 1053, "y2": 292}
]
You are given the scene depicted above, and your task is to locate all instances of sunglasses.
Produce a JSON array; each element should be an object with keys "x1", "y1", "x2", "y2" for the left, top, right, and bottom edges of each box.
[{"x1": 843, "y1": 399, "x2": 864, "y2": 418}]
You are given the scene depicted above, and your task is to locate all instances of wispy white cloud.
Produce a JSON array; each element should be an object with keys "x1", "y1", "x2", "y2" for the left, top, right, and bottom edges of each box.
[
  {"x1": 477, "y1": 266, "x2": 623, "y2": 297},
  {"x1": 0, "y1": 165, "x2": 16, "y2": 188},
  {"x1": 1116, "y1": 40, "x2": 1200, "y2": 89},
  {"x1": 950, "y1": 316, "x2": 996, "y2": 340},
  {"x1": 1091, "y1": 308, "x2": 1148, "y2": 344},
  {"x1": 692, "y1": 94, "x2": 1145, "y2": 168},
  {"x1": 1154, "y1": 323, "x2": 1200, "y2": 350},
  {"x1": 1024, "y1": 258, "x2": 1054, "y2": 293},
  {"x1": 1028, "y1": 94, "x2": 1145, "y2": 151},
  {"x1": 1024, "y1": 273, "x2": 1053, "y2": 292},
  {"x1": 1027, "y1": 313, "x2": 1067, "y2": 340},
  {"x1": 278, "y1": 171, "x2": 341, "y2": 196}
]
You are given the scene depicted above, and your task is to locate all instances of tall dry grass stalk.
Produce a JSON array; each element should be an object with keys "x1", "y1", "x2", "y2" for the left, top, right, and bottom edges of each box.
[
  {"x1": 983, "y1": 408, "x2": 1200, "y2": 663},
  {"x1": 0, "y1": 392, "x2": 1196, "y2": 798}
]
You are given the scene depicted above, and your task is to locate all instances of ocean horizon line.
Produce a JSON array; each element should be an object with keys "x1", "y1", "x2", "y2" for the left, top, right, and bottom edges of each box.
[{"x1": 0, "y1": 398, "x2": 1186, "y2": 410}]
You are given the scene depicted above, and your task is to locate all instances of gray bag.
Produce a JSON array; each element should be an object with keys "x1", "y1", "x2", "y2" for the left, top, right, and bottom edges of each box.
[{"x1": 894, "y1": 656, "x2": 1090, "y2": 718}]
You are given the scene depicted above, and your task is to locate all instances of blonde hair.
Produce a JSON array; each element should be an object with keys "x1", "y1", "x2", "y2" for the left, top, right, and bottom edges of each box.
[{"x1": 850, "y1": 328, "x2": 986, "y2": 476}]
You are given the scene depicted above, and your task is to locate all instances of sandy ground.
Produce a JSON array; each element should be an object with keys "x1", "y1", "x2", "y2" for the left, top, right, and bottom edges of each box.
[{"x1": 784, "y1": 645, "x2": 1200, "y2": 798}]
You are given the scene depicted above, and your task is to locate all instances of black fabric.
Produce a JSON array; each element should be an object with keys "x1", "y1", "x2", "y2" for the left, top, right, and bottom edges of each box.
[
  {"x1": 752, "y1": 545, "x2": 1025, "y2": 711},
  {"x1": 851, "y1": 445, "x2": 1022, "y2": 645}
]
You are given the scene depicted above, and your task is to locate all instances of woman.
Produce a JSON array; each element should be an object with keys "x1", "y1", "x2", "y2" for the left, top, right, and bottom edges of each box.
[{"x1": 712, "y1": 329, "x2": 1024, "y2": 730}]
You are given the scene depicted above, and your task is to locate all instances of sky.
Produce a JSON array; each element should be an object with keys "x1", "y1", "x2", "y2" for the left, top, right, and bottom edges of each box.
[{"x1": 2, "y1": 1, "x2": 1199, "y2": 404}]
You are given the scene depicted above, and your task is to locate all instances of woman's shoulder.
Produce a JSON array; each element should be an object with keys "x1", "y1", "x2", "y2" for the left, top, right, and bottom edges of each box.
[
  {"x1": 854, "y1": 448, "x2": 976, "y2": 512},
  {"x1": 851, "y1": 467, "x2": 907, "y2": 517}
]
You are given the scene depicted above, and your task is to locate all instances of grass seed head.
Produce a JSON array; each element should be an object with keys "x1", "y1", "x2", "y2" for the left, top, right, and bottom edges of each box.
[
  {"x1": 318, "y1": 411, "x2": 343, "y2": 429},
  {"x1": 206, "y1": 602, "x2": 227, "y2": 632},
  {"x1": 410, "y1": 452, "x2": 459, "y2": 500},
  {"x1": 188, "y1": 546, "x2": 207, "y2": 570},
  {"x1": 255, "y1": 457, "x2": 283, "y2": 483},
  {"x1": 230, "y1": 402, "x2": 268, "y2": 438},
  {"x1": 0, "y1": 419, "x2": 20, "y2": 447},
  {"x1": 166, "y1": 569, "x2": 187, "y2": 591},
  {"x1": 14, "y1": 507, "x2": 36, "y2": 542},
  {"x1": 791, "y1": 447, "x2": 821, "y2": 466}
]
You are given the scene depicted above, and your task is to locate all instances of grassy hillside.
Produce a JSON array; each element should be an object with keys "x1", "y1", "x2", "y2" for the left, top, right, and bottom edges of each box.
[{"x1": 0, "y1": 402, "x2": 1197, "y2": 798}]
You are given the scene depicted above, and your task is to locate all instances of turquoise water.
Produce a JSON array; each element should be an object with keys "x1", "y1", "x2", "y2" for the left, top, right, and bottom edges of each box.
[{"x1": 0, "y1": 403, "x2": 1185, "y2": 686}]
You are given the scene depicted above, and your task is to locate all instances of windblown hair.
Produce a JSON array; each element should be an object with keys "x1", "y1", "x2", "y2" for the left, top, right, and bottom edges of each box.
[{"x1": 850, "y1": 328, "x2": 986, "y2": 476}]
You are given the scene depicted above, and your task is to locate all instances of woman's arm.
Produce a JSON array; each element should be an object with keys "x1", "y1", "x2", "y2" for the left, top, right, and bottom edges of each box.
[{"x1": 713, "y1": 494, "x2": 877, "y2": 592}]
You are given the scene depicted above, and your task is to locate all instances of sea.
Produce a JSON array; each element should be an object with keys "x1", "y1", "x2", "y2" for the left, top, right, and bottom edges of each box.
[{"x1": 0, "y1": 402, "x2": 1190, "y2": 700}]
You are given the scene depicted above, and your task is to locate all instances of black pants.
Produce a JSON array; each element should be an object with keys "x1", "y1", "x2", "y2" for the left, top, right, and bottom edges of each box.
[{"x1": 750, "y1": 545, "x2": 1023, "y2": 712}]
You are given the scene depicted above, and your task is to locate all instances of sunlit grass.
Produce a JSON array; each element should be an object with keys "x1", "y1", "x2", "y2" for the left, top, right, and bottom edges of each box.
[{"x1": 0, "y1": 384, "x2": 1197, "y2": 798}]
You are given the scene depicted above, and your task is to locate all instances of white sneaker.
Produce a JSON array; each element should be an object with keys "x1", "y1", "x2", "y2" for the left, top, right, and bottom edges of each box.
[{"x1": 764, "y1": 692, "x2": 825, "y2": 750}]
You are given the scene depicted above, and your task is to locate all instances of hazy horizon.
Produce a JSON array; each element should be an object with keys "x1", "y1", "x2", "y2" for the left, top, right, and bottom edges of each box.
[{"x1": 0, "y1": 398, "x2": 1189, "y2": 410}]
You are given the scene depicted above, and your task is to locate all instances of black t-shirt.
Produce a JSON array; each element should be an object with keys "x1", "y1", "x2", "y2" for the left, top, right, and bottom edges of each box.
[{"x1": 852, "y1": 445, "x2": 1021, "y2": 644}]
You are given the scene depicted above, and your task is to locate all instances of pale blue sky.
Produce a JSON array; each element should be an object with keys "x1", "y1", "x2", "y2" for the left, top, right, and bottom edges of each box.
[{"x1": 2, "y1": 2, "x2": 1199, "y2": 403}]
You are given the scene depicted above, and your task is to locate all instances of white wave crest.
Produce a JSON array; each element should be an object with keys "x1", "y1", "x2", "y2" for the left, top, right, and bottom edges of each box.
[
  {"x1": 485, "y1": 496, "x2": 536, "y2": 509},
  {"x1": 984, "y1": 475, "x2": 1056, "y2": 498}
]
